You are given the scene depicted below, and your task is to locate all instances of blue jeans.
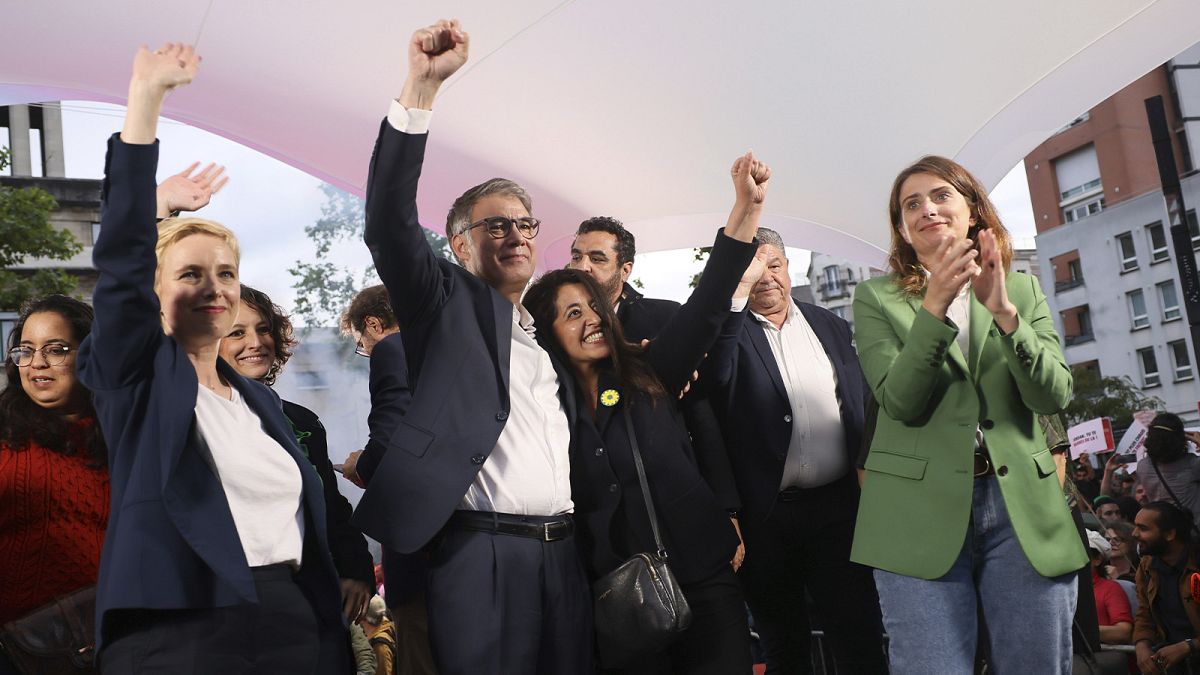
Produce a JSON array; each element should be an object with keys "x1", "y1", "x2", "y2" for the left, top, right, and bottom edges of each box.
[{"x1": 874, "y1": 475, "x2": 1077, "y2": 675}]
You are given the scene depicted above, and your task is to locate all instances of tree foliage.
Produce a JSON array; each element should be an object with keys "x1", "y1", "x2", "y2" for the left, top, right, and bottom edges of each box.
[
  {"x1": 289, "y1": 183, "x2": 452, "y2": 327},
  {"x1": 0, "y1": 147, "x2": 83, "y2": 310},
  {"x1": 1062, "y1": 369, "x2": 1164, "y2": 429}
]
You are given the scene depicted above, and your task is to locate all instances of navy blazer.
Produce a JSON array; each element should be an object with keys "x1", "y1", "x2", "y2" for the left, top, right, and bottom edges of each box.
[
  {"x1": 352, "y1": 121, "x2": 578, "y2": 554},
  {"x1": 706, "y1": 297, "x2": 868, "y2": 524},
  {"x1": 569, "y1": 232, "x2": 753, "y2": 584},
  {"x1": 617, "y1": 283, "x2": 741, "y2": 512},
  {"x1": 76, "y1": 136, "x2": 348, "y2": 671}
]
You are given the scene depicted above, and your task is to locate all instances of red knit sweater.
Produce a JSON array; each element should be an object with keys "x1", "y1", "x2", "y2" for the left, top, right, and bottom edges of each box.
[{"x1": 0, "y1": 419, "x2": 109, "y2": 624}]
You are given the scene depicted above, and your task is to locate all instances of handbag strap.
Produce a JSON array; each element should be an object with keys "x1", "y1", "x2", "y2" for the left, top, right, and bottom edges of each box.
[
  {"x1": 1149, "y1": 457, "x2": 1200, "y2": 539},
  {"x1": 622, "y1": 405, "x2": 668, "y2": 559}
]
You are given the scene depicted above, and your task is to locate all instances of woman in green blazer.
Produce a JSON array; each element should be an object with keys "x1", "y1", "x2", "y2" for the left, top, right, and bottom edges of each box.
[{"x1": 852, "y1": 156, "x2": 1087, "y2": 674}]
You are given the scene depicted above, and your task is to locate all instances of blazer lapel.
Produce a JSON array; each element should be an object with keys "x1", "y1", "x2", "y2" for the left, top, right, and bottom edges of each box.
[
  {"x1": 746, "y1": 316, "x2": 789, "y2": 402},
  {"x1": 471, "y1": 286, "x2": 512, "y2": 406}
]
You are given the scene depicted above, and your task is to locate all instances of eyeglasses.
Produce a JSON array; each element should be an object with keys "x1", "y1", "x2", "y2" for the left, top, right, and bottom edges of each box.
[
  {"x1": 354, "y1": 342, "x2": 370, "y2": 358},
  {"x1": 463, "y1": 216, "x2": 540, "y2": 240},
  {"x1": 8, "y1": 344, "x2": 74, "y2": 367}
]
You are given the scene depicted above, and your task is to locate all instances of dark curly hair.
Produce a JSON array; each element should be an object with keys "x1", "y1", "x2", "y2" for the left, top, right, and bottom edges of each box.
[
  {"x1": 0, "y1": 295, "x2": 105, "y2": 465},
  {"x1": 524, "y1": 269, "x2": 665, "y2": 401},
  {"x1": 238, "y1": 285, "x2": 298, "y2": 386},
  {"x1": 1146, "y1": 411, "x2": 1187, "y2": 464},
  {"x1": 575, "y1": 216, "x2": 637, "y2": 267}
]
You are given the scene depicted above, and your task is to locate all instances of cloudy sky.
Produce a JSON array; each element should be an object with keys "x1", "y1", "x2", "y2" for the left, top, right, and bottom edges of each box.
[{"x1": 7, "y1": 100, "x2": 1038, "y2": 321}]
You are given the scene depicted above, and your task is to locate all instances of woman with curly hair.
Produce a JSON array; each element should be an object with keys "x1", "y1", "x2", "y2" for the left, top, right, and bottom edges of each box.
[
  {"x1": 219, "y1": 284, "x2": 375, "y2": 621},
  {"x1": 0, "y1": 295, "x2": 108, "y2": 671}
]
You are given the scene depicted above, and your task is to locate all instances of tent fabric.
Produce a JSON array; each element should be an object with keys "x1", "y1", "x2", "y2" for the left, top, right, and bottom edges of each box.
[{"x1": 5, "y1": 0, "x2": 1200, "y2": 266}]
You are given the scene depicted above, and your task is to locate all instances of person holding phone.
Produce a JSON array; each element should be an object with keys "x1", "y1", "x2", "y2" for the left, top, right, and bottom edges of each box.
[{"x1": 851, "y1": 155, "x2": 1087, "y2": 674}]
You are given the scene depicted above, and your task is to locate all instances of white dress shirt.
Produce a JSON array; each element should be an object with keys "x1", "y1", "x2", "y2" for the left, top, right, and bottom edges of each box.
[
  {"x1": 387, "y1": 102, "x2": 574, "y2": 516},
  {"x1": 193, "y1": 386, "x2": 305, "y2": 567},
  {"x1": 750, "y1": 299, "x2": 849, "y2": 489}
]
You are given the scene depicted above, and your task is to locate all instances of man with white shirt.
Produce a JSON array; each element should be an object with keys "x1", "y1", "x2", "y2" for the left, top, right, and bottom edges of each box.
[
  {"x1": 350, "y1": 20, "x2": 589, "y2": 674},
  {"x1": 706, "y1": 228, "x2": 886, "y2": 674}
]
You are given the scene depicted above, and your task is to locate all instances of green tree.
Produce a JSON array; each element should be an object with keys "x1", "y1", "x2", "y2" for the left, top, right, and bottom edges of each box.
[
  {"x1": 1062, "y1": 369, "x2": 1164, "y2": 429},
  {"x1": 289, "y1": 183, "x2": 452, "y2": 327},
  {"x1": 0, "y1": 146, "x2": 84, "y2": 310}
]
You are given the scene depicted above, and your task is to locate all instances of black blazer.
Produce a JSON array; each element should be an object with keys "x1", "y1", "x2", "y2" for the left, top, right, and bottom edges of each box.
[
  {"x1": 569, "y1": 232, "x2": 754, "y2": 584},
  {"x1": 706, "y1": 297, "x2": 868, "y2": 524},
  {"x1": 352, "y1": 121, "x2": 578, "y2": 554},
  {"x1": 76, "y1": 136, "x2": 348, "y2": 671},
  {"x1": 281, "y1": 400, "x2": 375, "y2": 587},
  {"x1": 355, "y1": 332, "x2": 428, "y2": 606},
  {"x1": 617, "y1": 283, "x2": 741, "y2": 511}
]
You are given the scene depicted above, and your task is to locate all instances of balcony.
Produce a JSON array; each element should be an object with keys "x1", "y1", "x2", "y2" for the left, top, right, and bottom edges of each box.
[
  {"x1": 1064, "y1": 333, "x2": 1095, "y2": 347},
  {"x1": 817, "y1": 270, "x2": 858, "y2": 302},
  {"x1": 1054, "y1": 278, "x2": 1084, "y2": 293}
]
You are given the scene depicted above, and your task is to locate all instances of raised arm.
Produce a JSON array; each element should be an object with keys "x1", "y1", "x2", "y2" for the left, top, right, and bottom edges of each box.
[
  {"x1": 78, "y1": 44, "x2": 200, "y2": 391},
  {"x1": 646, "y1": 154, "x2": 768, "y2": 392},
  {"x1": 363, "y1": 20, "x2": 469, "y2": 328},
  {"x1": 156, "y1": 162, "x2": 228, "y2": 218}
]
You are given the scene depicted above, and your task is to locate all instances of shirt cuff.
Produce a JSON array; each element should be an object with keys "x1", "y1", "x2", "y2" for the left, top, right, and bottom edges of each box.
[
  {"x1": 730, "y1": 296, "x2": 749, "y2": 312},
  {"x1": 386, "y1": 100, "x2": 433, "y2": 134}
]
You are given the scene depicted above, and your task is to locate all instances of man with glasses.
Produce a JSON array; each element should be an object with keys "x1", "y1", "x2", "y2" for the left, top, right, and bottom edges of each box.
[{"x1": 350, "y1": 19, "x2": 590, "y2": 675}]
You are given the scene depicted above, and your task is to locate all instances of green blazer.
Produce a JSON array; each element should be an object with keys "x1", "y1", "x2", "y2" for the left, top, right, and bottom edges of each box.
[{"x1": 850, "y1": 271, "x2": 1087, "y2": 579}]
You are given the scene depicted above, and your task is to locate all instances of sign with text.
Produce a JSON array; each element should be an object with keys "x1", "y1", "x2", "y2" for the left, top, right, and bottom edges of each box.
[{"x1": 1068, "y1": 417, "x2": 1115, "y2": 459}]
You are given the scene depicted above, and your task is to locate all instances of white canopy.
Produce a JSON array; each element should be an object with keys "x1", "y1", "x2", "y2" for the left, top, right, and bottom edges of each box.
[{"x1": 6, "y1": 0, "x2": 1200, "y2": 266}]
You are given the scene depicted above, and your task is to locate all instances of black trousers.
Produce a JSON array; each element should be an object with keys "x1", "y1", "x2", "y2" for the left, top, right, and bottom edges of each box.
[
  {"x1": 99, "y1": 565, "x2": 320, "y2": 674},
  {"x1": 739, "y1": 474, "x2": 886, "y2": 675},
  {"x1": 425, "y1": 514, "x2": 593, "y2": 675},
  {"x1": 604, "y1": 565, "x2": 752, "y2": 675}
]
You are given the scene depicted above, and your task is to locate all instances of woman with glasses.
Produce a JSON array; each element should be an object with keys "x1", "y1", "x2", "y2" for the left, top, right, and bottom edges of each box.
[
  {"x1": 522, "y1": 152, "x2": 768, "y2": 673},
  {"x1": 1106, "y1": 521, "x2": 1139, "y2": 582},
  {"x1": 76, "y1": 43, "x2": 349, "y2": 673},
  {"x1": 851, "y1": 156, "x2": 1086, "y2": 674},
  {"x1": 0, "y1": 295, "x2": 107, "y2": 673},
  {"x1": 218, "y1": 284, "x2": 375, "y2": 622}
]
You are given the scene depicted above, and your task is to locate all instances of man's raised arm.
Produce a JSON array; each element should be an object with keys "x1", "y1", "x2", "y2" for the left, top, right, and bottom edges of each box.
[{"x1": 364, "y1": 20, "x2": 469, "y2": 328}]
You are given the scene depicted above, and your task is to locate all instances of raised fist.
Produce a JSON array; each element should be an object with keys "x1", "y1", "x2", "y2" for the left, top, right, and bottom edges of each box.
[
  {"x1": 408, "y1": 19, "x2": 469, "y2": 84},
  {"x1": 731, "y1": 151, "x2": 771, "y2": 206},
  {"x1": 131, "y1": 43, "x2": 200, "y2": 93}
]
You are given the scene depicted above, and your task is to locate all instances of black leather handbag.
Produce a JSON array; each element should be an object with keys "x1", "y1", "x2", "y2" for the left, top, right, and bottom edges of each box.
[
  {"x1": 0, "y1": 585, "x2": 98, "y2": 674},
  {"x1": 592, "y1": 406, "x2": 692, "y2": 667}
]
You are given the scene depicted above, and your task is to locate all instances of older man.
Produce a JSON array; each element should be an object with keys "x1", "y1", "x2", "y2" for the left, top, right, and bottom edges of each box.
[
  {"x1": 706, "y1": 227, "x2": 885, "y2": 674},
  {"x1": 350, "y1": 20, "x2": 589, "y2": 675}
]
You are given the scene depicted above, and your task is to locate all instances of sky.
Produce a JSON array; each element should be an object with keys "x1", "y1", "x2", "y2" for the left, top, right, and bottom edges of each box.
[{"x1": 9, "y1": 100, "x2": 1039, "y2": 320}]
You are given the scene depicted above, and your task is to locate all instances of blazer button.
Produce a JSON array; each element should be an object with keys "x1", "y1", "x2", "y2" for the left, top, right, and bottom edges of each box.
[
  {"x1": 609, "y1": 483, "x2": 619, "y2": 493},
  {"x1": 997, "y1": 465, "x2": 1008, "y2": 477},
  {"x1": 495, "y1": 411, "x2": 509, "y2": 422},
  {"x1": 470, "y1": 454, "x2": 485, "y2": 465},
  {"x1": 981, "y1": 419, "x2": 995, "y2": 430},
  {"x1": 594, "y1": 447, "x2": 605, "y2": 457},
  {"x1": 783, "y1": 414, "x2": 792, "y2": 423}
]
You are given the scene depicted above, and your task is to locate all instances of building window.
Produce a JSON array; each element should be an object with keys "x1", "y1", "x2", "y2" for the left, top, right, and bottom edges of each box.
[
  {"x1": 1147, "y1": 221, "x2": 1170, "y2": 263},
  {"x1": 1188, "y1": 209, "x2": 1200, "y2": 249},
  {"x1": 1159, "y1": 281, "x2": 1181, "y2": 322},
  {"x1": 0, "y1": 314, "x2": 17, "y2": 355},
  {"x1": 1128, "y1": 290, "x2": 1150, "y2": 330},
  {"x1": 1054, "y1": 145, "x2": 1102, "y2": 201},
  {"x1": 1063, "y1": 197, "x2": 1105, "y2": 223},
  {"x1": 1116, "y1": 232, "x2": 1138, "y2": 272},
  {"x1": 1139, "y1": 347, "x2": 1161, "y2": 388},
  {"x1": 1171, "y1": 340, "x2": 1194, "y2": 381},
  {"x1": 1062, "y1": 305, "x2": 1094, "y2": 346}
]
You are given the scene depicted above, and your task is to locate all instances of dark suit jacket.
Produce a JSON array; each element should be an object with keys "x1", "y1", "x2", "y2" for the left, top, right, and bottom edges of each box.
[
  {"x1": 706, "y1": 296, "x2": 868, "y2": 524},
  {"x1": 352, "y1": 120, "x2": 578, "y2": 554},
  {"x1": 616, "y1": 283, "x2": 741, "y2": 511},
  {"x1": 354, "y1": 332, "x2": 427, "y2": 606},
  {"x1": 281, "y1": 400, "x2": 375, "y2": 587},
  {"x1": 76, "y1": 136, "x2": 348, "y2": 671},
  {"x1": 569, "y1": 232, "x2": 754, "y2": 584}
]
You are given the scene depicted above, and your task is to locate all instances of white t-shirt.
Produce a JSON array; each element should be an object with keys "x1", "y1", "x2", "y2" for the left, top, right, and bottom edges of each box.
[{"x1": 194, "y1": 385, "x2": 305, "y2": 567}]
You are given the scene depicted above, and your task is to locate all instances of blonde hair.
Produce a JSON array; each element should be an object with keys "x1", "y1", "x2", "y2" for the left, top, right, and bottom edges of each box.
[
  {"x1": 885, "y1": 156, "x2": 1013, "y2": 297},
  {"x1": 154, "y1": 217, "x2": 241, "y2": 289}
]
